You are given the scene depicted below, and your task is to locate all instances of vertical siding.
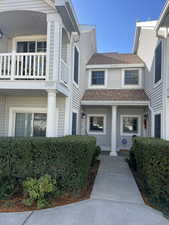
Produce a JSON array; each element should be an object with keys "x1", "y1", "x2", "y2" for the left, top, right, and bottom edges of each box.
[
  {"x1": 0, "y1": 0, "x2": 55, "y2": 14},
  {"x1": 0, "y1": 95, "x2": 65, "y2": 137}
]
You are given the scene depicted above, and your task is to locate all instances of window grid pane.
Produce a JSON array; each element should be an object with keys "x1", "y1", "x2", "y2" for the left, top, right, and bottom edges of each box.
[
  {"x1": 89, "y1": 116, "x2": 104, "y2": 132},
  {"x1": 123, "y1": 117, "x2": 138, "y2": 134},
  {"x1": 125, "y1": 70, "x2": 139, "y2": 85},
  {"x1": 91, "y1": 71, "x2": 105, "y2": 85}
]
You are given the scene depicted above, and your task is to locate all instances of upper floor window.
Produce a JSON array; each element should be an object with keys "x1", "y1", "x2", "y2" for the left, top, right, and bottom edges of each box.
[
  {"x1": 91, "y1": 71, "x2": 105, "y2": 85},
  {"x1": 155, "y1": 42, "x2": 162, "y2": 84},
  {"x1": 74, "y1": 46, "x2": 79, "y2": 85},
  {"x1": 17, "y1": 41, "x2": 46, "y2": 53},
  {"x1": 124, "y1": 70, "x2": 139, "y2": 86}
]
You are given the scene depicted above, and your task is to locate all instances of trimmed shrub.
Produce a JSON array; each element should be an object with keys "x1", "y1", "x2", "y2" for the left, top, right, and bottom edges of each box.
[
  {"x1": 0, "y1": 136, "x2": 96, "y2": 198},
  {"x1": 23, "y1": 175, "x2": 57, "y2": 209},
  {"x1": 129, "y1": 137, "x2": 169, "y2": 213}
]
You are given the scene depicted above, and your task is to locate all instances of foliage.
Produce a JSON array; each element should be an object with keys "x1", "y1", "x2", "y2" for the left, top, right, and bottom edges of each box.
[
  {"x1": 129, "y1": 137, "x2": 169, "y2": 214},
  {"x1": 23, "y1": 175, "x2": 56, "y2": 209},
  {"x1": 0, "y1": 136, "x2": 96, "y2": 199}
]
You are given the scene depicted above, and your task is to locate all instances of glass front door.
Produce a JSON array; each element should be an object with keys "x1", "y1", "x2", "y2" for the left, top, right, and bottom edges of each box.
[{"x1": 15, "y1": 113, "x2": 47, "y2": 137}]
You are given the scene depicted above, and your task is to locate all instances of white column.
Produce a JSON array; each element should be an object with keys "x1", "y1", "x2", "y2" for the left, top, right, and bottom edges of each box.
[
  {"x1": 46, "y1": 90, "x2": 57, "y2": 137},
  {"x1": 46, "y1": 13, "x2": 62, "y2": 81},
  {"x1": 110, "y1": 106, "x2": 118, "y2": 156}
]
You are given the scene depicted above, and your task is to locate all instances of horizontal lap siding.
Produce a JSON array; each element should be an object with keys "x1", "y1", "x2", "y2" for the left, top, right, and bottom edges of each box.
[
  {"x1": 0, "y1": 95, "x2": 65, "y2": 137},
  {"x1": 0, "y1": 0, "x2": 55, "y2": 13},
  {"x1": 72, "y1": 84, "x2": 81, "y2": 111},
  {"x1": 151, "y1": 83, "x2": 163, "y2": 112}
]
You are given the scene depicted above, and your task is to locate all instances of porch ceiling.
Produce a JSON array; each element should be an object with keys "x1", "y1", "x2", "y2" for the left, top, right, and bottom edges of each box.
[{"x1": 0, "y1": 11, "x2": 47, "y2": 38}]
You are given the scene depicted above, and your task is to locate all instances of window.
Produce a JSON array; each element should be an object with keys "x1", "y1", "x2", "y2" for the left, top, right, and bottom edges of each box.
[
  {"x1": 154, "y1": 114, "x2": 161, "y2": 138},
  {"x1": 155, "y1": 42, "x2": 162, "y2": 83},
  {"x1": 91, "y1": 71, "x2": 105, "y2": 85},
  {"x1": 74, "y1": 47, "x2": 79, "y2": 84},
  {"x1": 17, "y1": 41, "x2": 47, "y2": 53},
  {"x1": 72, "y1": 112, "x2": 77, "y2": 135},
  {"x1": 87, "y1": 114, "x2": 106, "y2": 134},
  {"x1": 124, "y1": 70, "x2": 139, "y2": 85},
  {"x1": 15, "y1": 113, "x2": 47, "y2": 137},
  {"x1": 121, "y1": 116, "x2": 140, "y2": 135}
]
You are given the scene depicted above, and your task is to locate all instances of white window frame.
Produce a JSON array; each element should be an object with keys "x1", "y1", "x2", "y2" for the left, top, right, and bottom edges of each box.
[
  {"x1": 122, "y1": 68, "x2": 142, "y2": 89},
  {"x1": 88, "y1": 69, "x2": 108, "y2": 89},
  {"x1": 73, "y1": 45, "x2": 80, "y2": 88},
  {"x1": 87, "y1": 114, "x2": 106, "y2": 135},
  {"x1": 12, "y1": 35, "x2": 47, "y2": 52},
  {"x1": 8, "y1": 107, "x2": 58, "y2": 137},
  {"x1": 120, "y1": 115, "x2": 141, "y2": 136}
]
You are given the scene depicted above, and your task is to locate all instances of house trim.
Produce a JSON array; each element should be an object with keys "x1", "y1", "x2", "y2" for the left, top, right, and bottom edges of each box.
[
  {"x1": 87, "y1": 113, "x2": 107, "y2": 135},
  {"x1": 120, "y1": 114, "x2": 141, "y2": 136},
  {"x1": 8, "y1": 107, "x2": 59, "y2": 137},
  {"x1": 88, "y1": 69, "x2": 108, "y2": 89},
  {"x1": 81, "y1": 100, "x2": 149, "y2": 106},
  {"x1": 86, "y1": 63, "x2": 145, "y2": 69},
  {"x1": 121, "y1": 68, "x2": 142, "y2": 89}
]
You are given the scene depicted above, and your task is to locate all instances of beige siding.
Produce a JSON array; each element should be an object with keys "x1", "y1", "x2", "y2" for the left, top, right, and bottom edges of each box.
[
  {"x1": 0, "y1": 0, "x2": 55, "y2": 14},
  {"x1": 0, "y1": 95, "x2": 65, "y2": 137}
]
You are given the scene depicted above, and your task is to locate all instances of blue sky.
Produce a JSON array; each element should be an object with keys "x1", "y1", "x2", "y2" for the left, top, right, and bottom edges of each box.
[{"x1": 72, "y1": 0, "x2": 166, "y2": 53}]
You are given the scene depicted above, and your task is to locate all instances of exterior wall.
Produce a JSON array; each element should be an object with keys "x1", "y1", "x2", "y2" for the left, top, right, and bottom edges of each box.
[
  {"x1": 0, "y1": 0, "x2": 55, "y2": 14},
  {"x1": 136, "y1": 27, "x2": 164, "y2": 137},
  {"x1": 85, "y1": 67, "x2": 144, "y2": 90},
  {"x1": 82, "y1": 106, "x2": 111, "y2": 150},
  {"x1": 70, "y1": 26, "x2": 97, "y2": 134},
  {"x1": 0, "y1": 95, "x2": 65, "y2": 137},
  {"x1": 82, "y1": 106, "x2": 146, "y2": 151},
  {"x1": 117, "y1": 106, "x2": 145, "y2": 150}
]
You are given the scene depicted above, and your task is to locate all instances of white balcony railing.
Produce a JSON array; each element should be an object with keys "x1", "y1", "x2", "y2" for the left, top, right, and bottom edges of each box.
[
  {"x1": 61, "y1": 59, "x2": 69, "y2": 85},
  {"x1": 0, "y1": 53, "x2": 46, "y2": 80}
]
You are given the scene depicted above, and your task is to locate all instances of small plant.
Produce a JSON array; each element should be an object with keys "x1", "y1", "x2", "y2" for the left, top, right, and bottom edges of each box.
[{"x1": 23, "y1": 175, "x2": 56, "y2": 209}]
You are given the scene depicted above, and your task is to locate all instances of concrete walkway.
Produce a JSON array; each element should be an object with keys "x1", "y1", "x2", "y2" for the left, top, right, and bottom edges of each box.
[{"x1": 0, "y1": 156, "x2": 168, "y2": 225}]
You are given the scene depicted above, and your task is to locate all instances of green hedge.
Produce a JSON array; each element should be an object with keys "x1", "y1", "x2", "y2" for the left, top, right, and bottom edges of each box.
[
  {"x1": 129, "y1": 137, "x2": 169, "y2": 213},
  {"x1": 0, "y1": 136, "x2": 97, "y2": 198}
]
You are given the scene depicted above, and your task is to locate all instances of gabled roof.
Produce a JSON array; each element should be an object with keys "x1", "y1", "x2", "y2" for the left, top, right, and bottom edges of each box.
[
  {"x1": 82, "y1": 89, "x2": 149, "y2": 102},
  {"x1": 87, "y1": 53, "x2": 144, "y2": 66}
]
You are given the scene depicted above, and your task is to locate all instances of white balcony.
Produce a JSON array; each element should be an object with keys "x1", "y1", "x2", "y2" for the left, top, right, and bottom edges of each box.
[{"x1": 0, "y1": 53, "x2": 46, "y2": 80}]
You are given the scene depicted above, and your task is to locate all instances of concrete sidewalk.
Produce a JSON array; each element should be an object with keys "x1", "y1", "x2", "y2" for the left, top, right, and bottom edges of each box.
[{"x1": 0, "y1": 155, "x2": 168, "y2": 225}]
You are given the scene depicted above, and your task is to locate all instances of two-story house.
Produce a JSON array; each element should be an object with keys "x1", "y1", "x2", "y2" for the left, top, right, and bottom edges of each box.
[
  {"x1": 1, "y1": 0, "x2": 169, "y2": 157},
  {"x1": 80, "y1": 53, "x2": 149, "y2": 156},
  {"x1": 0, "y1": 0, "x2": 96, "y2": 140}
]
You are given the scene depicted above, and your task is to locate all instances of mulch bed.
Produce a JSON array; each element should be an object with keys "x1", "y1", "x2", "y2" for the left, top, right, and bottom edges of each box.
[{"x1": 0, "y1": 160, "x2": 100, "y2": 212}]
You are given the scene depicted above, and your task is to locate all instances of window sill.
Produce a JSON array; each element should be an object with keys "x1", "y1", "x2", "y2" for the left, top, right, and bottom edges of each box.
[{"x1": 88, "y1": 131, "x2": 106, "y2": 135}]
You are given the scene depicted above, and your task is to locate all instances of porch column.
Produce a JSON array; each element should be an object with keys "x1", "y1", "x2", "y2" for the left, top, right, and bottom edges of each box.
[
  {"x1": 110, "y1": 106, "x2": 118, "y2": 156},
  {"x1": 46, "y1": 90, "x2": 57, "y2": 137}
]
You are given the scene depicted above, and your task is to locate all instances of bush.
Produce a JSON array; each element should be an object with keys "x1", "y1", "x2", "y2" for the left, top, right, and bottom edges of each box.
[
  {"x1": 129, "y1": 137, "x2": 169, "y2": 213},
  {"x1": 23, "y1": 175, "x2": 57, "y2": 209},
  {"x1": 92, "y1": 146, "x2": 101, "y2": 165},
  {"x1": 0, "y1": 136, "x2": 96, "y2": 198}
]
